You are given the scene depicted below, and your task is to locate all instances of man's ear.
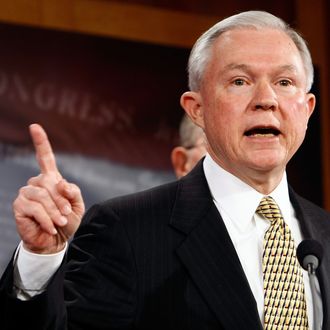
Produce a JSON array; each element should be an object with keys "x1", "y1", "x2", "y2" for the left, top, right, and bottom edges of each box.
[
  {"x1": 171, "y1": 147, "x2": 190, "y2": 179},
  {"x1": 306, "y1": 92, "x2": 316, "y2": 118},
  {"x1": 180, "y1": 91, "x2": 204, "y2": 129},
  {"x1": 304, "y1": 93, "x2": 316, "y2": 129}
]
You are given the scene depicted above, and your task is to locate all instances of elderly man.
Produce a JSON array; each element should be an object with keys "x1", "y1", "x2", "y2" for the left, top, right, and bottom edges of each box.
[{"x1": 1, "y1": 10, "x2": 329, "y2": 330}]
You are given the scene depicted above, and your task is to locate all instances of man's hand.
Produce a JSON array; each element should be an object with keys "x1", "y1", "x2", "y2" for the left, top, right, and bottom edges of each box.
[{"x1": 13, "y1": 124, "x2": 85, "y2": 254}]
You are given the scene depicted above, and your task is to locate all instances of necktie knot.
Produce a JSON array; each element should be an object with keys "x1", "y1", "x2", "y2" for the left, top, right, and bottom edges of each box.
[{"x1": 256, "y1": 196, "x2": 281, "y2": 224}]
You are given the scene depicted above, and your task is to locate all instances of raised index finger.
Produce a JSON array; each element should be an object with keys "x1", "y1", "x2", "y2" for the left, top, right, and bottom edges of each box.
[{"x1": 29, "y1": 123, "x2": 59, "y2": 174}]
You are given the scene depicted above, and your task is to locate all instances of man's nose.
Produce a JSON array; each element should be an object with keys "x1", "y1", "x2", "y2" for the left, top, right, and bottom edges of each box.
[{"x1": 251, "y1": 82, "x2": 278, "y2": 111}]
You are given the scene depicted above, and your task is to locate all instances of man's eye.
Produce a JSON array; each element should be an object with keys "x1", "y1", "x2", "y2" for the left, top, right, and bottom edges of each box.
[
  {"x1": 233, "y1": 79, "x2": 245, "y2": 86},
  {"x1": 278, "y1": 79, "x2": 292, "y2": 86}
]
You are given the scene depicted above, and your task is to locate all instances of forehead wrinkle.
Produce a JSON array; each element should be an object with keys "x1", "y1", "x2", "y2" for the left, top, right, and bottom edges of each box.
[
  {"x1": 222, "y1": 63, "x2": 250, "y2": 73},
  {"x1": 221, "y1": 63, "x2": 299, "y2": 76}
]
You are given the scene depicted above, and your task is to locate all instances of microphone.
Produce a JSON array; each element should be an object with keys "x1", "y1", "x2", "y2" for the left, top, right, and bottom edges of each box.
[
  {"x1": 297, "y1": 239, "x2": 323, "y2": 274},
  {"x1": 297, "y1": 239, "x2": 323, "y2": 330}
]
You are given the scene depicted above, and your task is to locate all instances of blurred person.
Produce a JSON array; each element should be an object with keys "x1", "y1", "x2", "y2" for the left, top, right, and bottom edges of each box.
[
  {"x1": 1, "y1": 10, "x2": 330, "y2": 330},
  {"x1": 171, "y1": 114, "x2": 206, "y2": 178}
]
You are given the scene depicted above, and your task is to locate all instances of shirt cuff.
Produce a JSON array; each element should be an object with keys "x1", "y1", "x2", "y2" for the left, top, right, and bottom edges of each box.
[{"x1": 13, "y1": 241, "x2": 67, "y2": 300}]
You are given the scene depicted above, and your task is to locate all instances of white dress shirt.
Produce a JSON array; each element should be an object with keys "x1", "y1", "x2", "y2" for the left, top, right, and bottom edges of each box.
[{"x1": 203, "y1": 154, "x2": 321, "y2": 328}]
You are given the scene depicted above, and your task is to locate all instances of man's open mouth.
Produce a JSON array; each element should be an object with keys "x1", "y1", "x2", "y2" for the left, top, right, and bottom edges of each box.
[{"x1": 244, "y1": 127, "x2": 281, "y2": 137}]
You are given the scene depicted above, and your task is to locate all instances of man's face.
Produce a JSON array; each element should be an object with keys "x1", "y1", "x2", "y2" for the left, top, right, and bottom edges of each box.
[
  {"x1": 186, "y1": 136, "x2": 207, "y2": 167},
  {"x1": 189, "y1": 28, "x2": 315, "y2": 181}
]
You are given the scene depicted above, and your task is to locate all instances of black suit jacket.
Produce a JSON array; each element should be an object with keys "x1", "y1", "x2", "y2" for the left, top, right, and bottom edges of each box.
[{"x1": 1, "y1": 161, "x2": 330, "y2": 329}]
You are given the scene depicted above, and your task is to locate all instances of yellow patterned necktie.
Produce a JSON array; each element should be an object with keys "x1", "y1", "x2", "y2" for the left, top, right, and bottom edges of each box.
[{"x1": 256, "y1": 196, "x2": 309, "y2": 329}]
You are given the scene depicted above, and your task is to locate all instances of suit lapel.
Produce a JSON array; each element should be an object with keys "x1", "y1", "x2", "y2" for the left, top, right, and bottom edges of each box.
[
  {"x1": 170, "y1": 162, "x2": 262, "y2": 330},
  {"x1": 290, "y1": 189, "x2": 330, "y2": 330}
]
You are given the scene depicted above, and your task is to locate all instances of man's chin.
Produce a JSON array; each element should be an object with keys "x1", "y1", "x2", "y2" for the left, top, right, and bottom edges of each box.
[{"x1": 246, "y1": 155, "x2": 286, "y2": 173}]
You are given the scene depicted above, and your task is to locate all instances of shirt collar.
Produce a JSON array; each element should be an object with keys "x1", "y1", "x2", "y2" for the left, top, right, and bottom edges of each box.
[{"x1": 203, "y1": 154, "x2": 291, "y2": 230}]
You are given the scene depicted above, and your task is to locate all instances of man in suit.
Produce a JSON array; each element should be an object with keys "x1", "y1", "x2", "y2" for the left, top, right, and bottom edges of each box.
[
  {"x1": 1, "y1": 10, "x2": 330, "y2": 330},
  {"x1": 171, "y1": 114, "x2": 206, "y2": 178}
]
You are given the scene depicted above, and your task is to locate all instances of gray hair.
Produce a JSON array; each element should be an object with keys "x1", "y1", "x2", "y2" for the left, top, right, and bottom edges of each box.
[
  {"x1": 188, "y1": 10, "x2": 314, "y2": 92},
  {"x1": 179, "y1": 114, "x2": 204, "y2": 148}
]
